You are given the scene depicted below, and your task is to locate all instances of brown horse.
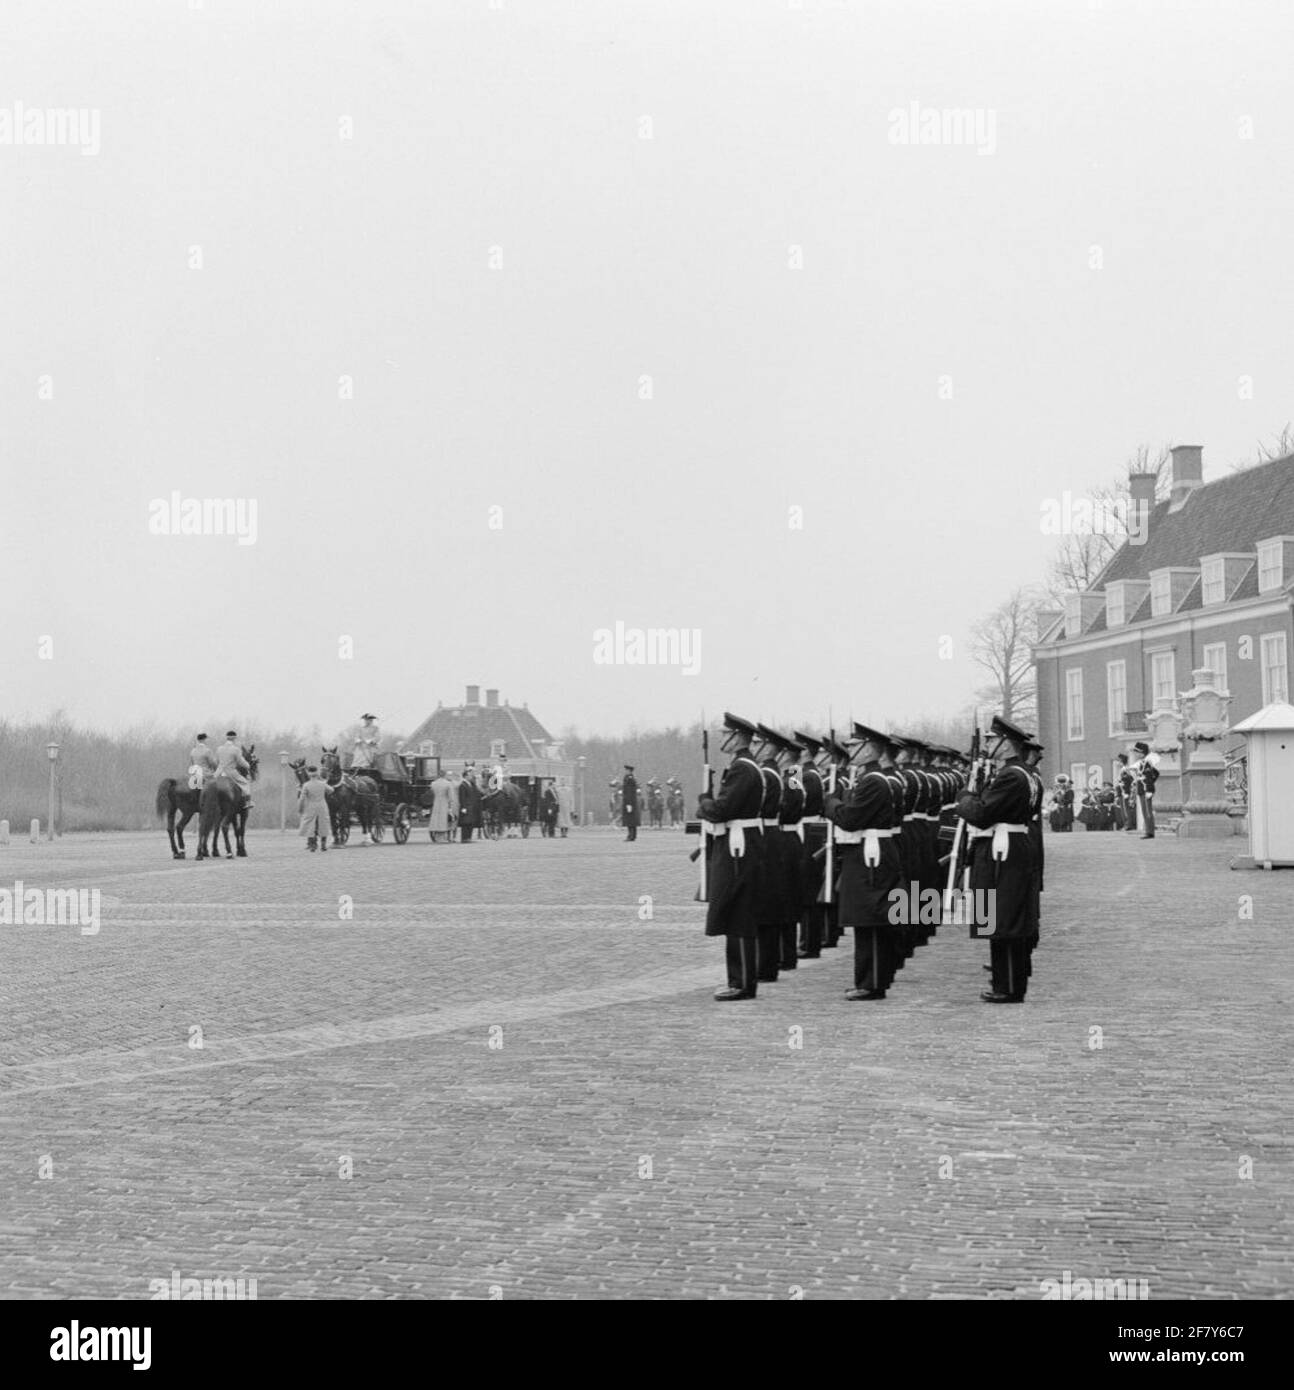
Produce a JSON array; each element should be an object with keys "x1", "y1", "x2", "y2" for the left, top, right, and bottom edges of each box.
[
  {"x1": 320, "y1": 747, "x2": 381, "y2": 844},
  {"x1": 195, "y1": 746, "x2": 260, "y2": 860},
  {"x1": 156, "y1": 778, "x2": 231, "y2": 859}
]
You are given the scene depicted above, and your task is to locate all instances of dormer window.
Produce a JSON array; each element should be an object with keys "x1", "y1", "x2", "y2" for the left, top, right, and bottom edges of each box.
[
  {"x1": 1106, "y1": 587, "x2": 1125, "y2": 628},
  {"x1": 1201, "y1": 556, "x2": 1226, "y2": 605},
  {"x1": 1064, "y1": 593, "x2": 1082, "y2": 638},
  {"x1": 1258, "y1": 539, "x2": 1283, "y2": 593},
  {"x1": 1150, "y1": 571, "x2": 1171, "y2": 616}
]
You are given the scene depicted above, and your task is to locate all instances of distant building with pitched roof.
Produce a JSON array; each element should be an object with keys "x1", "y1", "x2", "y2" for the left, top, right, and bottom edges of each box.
[
  {"x1": 1033, "y1": 446, "x2": 1294, "y2": 803},
  {"x1": 405, "y1": 687, "x2": 573, "y2": 796}
]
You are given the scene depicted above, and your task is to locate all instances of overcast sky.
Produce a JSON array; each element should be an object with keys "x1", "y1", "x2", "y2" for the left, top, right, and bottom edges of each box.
[{"x1": 4, "y1": 0, "x2": 1292, "y2": 740}]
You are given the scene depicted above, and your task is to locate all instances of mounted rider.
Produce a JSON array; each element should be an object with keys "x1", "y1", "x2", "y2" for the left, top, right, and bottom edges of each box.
[
  {"x1": 188, "y1": 732, "x2": 217, "y2": 790},
  {"x1": 215, "y1": 730, "x2": 254, "y2": 809}
]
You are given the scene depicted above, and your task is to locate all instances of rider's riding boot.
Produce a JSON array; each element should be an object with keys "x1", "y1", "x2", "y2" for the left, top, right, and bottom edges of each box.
[
  {"x1": 319, "y1": 837, "x2": 327, "y2": 852},
  {"x1": 307, "y1": 837, "x2": 316, "y2": 851}
]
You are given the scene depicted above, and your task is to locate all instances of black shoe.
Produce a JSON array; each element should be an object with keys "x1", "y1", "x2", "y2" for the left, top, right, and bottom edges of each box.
[
  {"x1": 780, "y1": 961, "x2": 798, "y2": 971},
  {"x1": 1140, "y1": 833, "x2": 1155, "y2": 839},
  {"x1": 845, "y1": 988, "x2": 886, "y2": 1001},
  {"x1": 757, "y1": 974, "x2": 779, "y2": 984},
  {"x1": 798, "y1": 948, "x2": 820, "y2": 959},
  {"x1": 714, "y1": 987, "x2": 756, "y2": 1001},
  {"x1": 980, "y1": 990, "x2": 1016, "y2": 1003}
]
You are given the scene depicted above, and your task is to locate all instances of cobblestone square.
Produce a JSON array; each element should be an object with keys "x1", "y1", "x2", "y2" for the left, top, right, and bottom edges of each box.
[{"x1": 1, "y1": 827, "x2": 1290, "y2": 1299}]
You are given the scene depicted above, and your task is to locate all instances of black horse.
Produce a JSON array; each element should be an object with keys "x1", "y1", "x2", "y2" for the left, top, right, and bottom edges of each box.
[
  {"x1": 320, "y1": 747, "x2": 381, "y2": 844},
  {"x1": 481, "y1": 783, "x2": 527, "y2": 838},
  {"x1": 156, "y1": 777, "x2": 232, "y2": 859},
  {"x1": 195, "y1": 746, "x2": 259, "y2": 860}
]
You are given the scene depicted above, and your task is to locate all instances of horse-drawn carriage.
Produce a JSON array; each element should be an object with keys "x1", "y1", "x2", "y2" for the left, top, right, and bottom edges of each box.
[{"x1": 326, "y1": 749, "x2": 441, "y2": 844}]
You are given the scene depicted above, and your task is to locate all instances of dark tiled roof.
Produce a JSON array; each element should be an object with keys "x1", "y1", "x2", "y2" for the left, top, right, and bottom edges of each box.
[
  {"x1": 1099, "y1": 453, "x2": 1294, "y2": 585},
  {"x1": 406, "y1": 702, "x2": 554, "y2": 759},
  {"x1": 1127, "y1": 591, "x2": 1152, "y2": 624},
  {"x1": 1085, "y1": 609, "x2": 1107, "y2": 634},
  {"x1": 1176, "y1": 577, "x2": 1202, "y2": 614},
  {"x1": 1229, "y1": 565, "x2": 1259, "y2": 604}
]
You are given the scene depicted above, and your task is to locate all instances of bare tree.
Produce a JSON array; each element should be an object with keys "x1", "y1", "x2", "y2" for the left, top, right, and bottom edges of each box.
[
  {"x1": 969, "y1": 586, "x2": 1049, "y2": 728},
  {"x1": 1250, "y1": 423, "x2": 1294, "y2": 466},
  {"x1": 1042, "y1": 444, "x2": 1171, "y2": 604}
]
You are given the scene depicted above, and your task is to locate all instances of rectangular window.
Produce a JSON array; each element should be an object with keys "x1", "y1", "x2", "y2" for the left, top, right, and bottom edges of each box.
[
  {"x1": 1258, "y1": 541, "x2": 1282, "y2": 593},
  {"x1": 1150, "y1": 571, "x2": 1171, "y2": 616},
  {"x1": 1202, "y1": 641, "x2": 1227, "y2": 692},
  {"x1": 1151, "y1": 651, "x2": 1176, "y2": 706},
  {"x1": 1106, "y1": 586, "x2": 1125, "y2": 628},
  {"x1": 1201, "y1": 557, "x2": 1226, "y2": 605},
  {"x1": 1069, "y1": 763, "x2": 1086, "y2": 792},
  {"x1": 1066, "y1": 669, "x2": 1084, "y2": 740},
  {"x1": 1261, "y1": 632, "x2": 1288, "y2": 705},
  {"x1": 1106, "y1": 661, "x2": 1127, "y2": 735}
]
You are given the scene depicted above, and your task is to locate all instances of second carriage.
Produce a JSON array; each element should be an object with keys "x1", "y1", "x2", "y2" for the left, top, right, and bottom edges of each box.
[{"x1": 337, "y1": 749, "x2": 441, "y2": 844}]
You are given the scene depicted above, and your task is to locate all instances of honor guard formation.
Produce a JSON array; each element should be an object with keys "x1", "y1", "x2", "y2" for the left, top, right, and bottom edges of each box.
[{"x1": 692, "y1": 712, "x2": 1045, "y2": 1004}]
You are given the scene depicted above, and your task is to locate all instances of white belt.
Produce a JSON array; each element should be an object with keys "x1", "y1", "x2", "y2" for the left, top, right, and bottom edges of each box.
[
  {"x1": 992, "y1": 822, "x2": 1029, "y2": 860},
  {"x1": 835, "y1": 825, "x2": 896, "y2": 864},
  {"x1": 800, "y1": 814, "x2": 826, "y2": 824},
  {"x1": 782, "y1": 823, "x2": 805, "y2": 842},
  {"x1": 711, "y1": 816, "x2": 764, "y2": 858},
  {"x1": 941, "y1": 803, "x2": 956, "y2": 812}
]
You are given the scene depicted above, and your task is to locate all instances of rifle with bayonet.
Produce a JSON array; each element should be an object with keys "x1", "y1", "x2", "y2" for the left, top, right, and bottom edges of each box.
[
  {"x1": 942, "y1": 725, "x2": 990, "y2": 923},
  {"x1": 687, "y1": 717, "x2": 713, "y2": 900}
]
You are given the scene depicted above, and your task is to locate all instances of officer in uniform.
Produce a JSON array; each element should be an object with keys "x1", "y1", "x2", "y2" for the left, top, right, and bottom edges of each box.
[
  {"x1": 955, "y1": 716, "x2": 1041, "y2": 1002},
  {"x1": 751, "y1": 727, "x2": 789, "y2": 982},
  {"x1": 820, "y1": 735, "x2": 854, "y2": 948},
  {"x1": 215, "y1": 730, "x2": 253, "y2": 809},
  {"x1": 698, "y1": 714, "x2": 766, "y2": 1001},
  {"x1": 1116, "y1": 753, "x2": 1137, "y2": 832},
  {"x1": 769, "y1": 729, "x2": 806, "y2": 972},
  {"x1": 622, "y1": 765, "x2": 640, "y2": 841},
  {"x1": 1132, "y1": 740, "x2": 1159, "y2": 839},
  {"x1": 828, "y1": 725, "x2": 904, "y2": 1000},
  {"x1": 793, "y1": 731, "x2": 827, "y2": 959}
]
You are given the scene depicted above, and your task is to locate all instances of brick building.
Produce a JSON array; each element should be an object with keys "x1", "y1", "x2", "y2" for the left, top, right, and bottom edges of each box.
[{"x1": 1033, "y1": 446, "x2": 1294, "y2": 803}]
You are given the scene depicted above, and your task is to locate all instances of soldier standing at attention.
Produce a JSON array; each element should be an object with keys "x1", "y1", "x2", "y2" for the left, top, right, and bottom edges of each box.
[
  {"x1": 956, "y1": 716, "x2": 1041, "y2": 1003},
  {"x1": 751, "y1": 729, "x2": 787, "y2": 983},
  {"x1": 828, "y1": 725, "x2": 904, "y2": 1001},
  {"x1": 698, "y1": 714, "x2": 766, "y2": 1001},
  {"x1": 1116, "y1": 753, "x2": 1137, "y2": 832},
  {"x1": 621, "y1": 765, "x2": 640, "y2": 842},
  {"x1": 793, "y1": 732, "x2": 827, "y2": 959}
]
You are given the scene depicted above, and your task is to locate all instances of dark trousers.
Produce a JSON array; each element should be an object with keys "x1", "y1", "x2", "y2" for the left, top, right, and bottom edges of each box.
[
  {"x1": 779, "y1": 922, "x2": 798, "y2": 970},
  {"x1": 461, "y1": 826, "x2": 474, "y2": 842},
  {"x1": 1137, "y1": 791, "x2": 1155, "y2": 836},
  {"x1": 1123, "y1": 794, "x2": 1137, "y2": 831},
  {"x1": 756, "y1": 926, "x2": 781, "y2": 981},
  {"x1": 799, "y1": 905, "x2": 823, "y2": 957},
  {"x1": 990, "y1": 938, "x2": 1034, "y2": 998},
  {"x1": 825, "y1": 901, "x2": 842, "y2": 947},
  {"x1": 854, "y1": 927, "x2": 893, "y2": 993},
  {"x1": 725, "y1": 936, "x2": 758, "y2": 994},
  {"x1": 625, "y1": 825, "x2": 637, "y2": 841}
]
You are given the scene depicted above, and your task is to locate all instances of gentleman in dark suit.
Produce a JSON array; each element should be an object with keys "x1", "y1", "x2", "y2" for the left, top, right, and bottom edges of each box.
[
  {"x1": 457, "y1": 765, "x2": 483, "y2": 842},
  {"x1": 621, "y1": 765, "x2": 640, "y2": 841},
  {"x1": 698, "y1": 714, "x2": 766, "y2": 1000}
]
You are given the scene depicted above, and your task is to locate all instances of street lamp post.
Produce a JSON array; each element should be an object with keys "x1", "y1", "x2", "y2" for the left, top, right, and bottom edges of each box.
[
  {"x1": 280, "y1": 751, "x2": 289, "y2": 833},
  {"x1": 45, "y1": 742, "x2": 60, "y2": 841},
  {"x1": 578, "y1": 756, "x2": 586, "y2": 828}
]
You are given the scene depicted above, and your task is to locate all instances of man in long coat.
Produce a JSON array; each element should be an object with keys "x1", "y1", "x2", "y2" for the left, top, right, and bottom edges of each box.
[
  {"x1": 698, "y1": 714, "x2": 766, "y2": 1000},
  {"x1": 429, "y1": 771, "x2": 454, "y2": 842},
  {"x1": 215, "y1": 730, "x2": 253, "y2": 809},
  {"x1": 298, "y1": 766, "x2": 331, "y2": 851},
  {"x1": 555, "y1": 780, "x2": 574, "y2": 837},
  {"x1": 621, "y1": 765, "x2": 641, "y2": 842}
]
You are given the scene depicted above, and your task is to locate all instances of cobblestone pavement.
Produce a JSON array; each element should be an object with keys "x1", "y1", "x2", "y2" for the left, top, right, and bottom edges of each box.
[{"x1": 0, "y1": 825, "x2": 1291, "y2": 1299}]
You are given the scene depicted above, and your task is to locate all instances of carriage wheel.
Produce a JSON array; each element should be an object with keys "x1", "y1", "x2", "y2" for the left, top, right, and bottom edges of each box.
[{"x1": 393, "y1": 805, "x2": 411, "y2": 845}]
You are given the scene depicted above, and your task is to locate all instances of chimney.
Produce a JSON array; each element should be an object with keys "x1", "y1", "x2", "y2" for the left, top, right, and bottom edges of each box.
[
  {"x1": 466, "y1": 685, "x2": 480, "y2": 705},
  {"x1": 486, "y1": 688, "x2": 499, "y2": 708},
  {"x1": 1169, "y1": 445, "x2": 1204, "y2": 510}
]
